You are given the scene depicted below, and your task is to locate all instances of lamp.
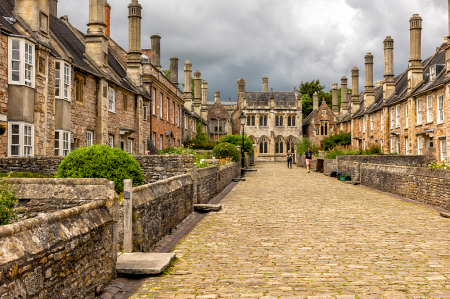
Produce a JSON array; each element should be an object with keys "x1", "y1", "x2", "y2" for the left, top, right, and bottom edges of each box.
[{"x1": 239, "y1": 112, "x2": 246, "y2": 177}]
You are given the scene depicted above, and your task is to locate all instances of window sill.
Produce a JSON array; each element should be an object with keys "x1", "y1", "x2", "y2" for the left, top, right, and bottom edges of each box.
[
  {"x1": 75, "y1": 101, "x2": 85, "y2": 106},
  {"x1": 426, "y1": 121, "x2": 433, "y2": 125},
  {"x1": 109, "y1": 110, "x2": 116, "y2": 114},
  {"x1": 437, "y1": 122, "x2": 444, "y2": 126},
  {"x1": 415, "y1": 124, "x2": 422, "y2": 127}
]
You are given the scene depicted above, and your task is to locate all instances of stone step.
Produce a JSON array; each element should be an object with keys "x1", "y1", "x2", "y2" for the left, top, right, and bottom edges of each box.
[
  {"x1": 194, "y1": 204, "x2": 223, "y2": 212},
  {"x1": 246, "y1": 169, "x2": 257, "y2": 172},
  {"x1": 116, "y1": 253, "x2": 176, "y2": 275},
  {"x1": 232, "y1": 178, "x2": 246, "y2": 182},
  {"x1": 344, "y1": 181, "x2": 361, "y2": 185}
]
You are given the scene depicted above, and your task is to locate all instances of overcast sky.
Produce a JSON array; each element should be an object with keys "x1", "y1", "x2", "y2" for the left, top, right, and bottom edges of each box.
[{"x1": 59, "y1": 0, "x2": 447, "y2": 102}]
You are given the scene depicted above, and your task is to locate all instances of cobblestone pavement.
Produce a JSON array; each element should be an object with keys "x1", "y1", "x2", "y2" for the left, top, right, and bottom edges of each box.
[{"x1": 131, "y1": 163, "x2": 450, "y2": 299}]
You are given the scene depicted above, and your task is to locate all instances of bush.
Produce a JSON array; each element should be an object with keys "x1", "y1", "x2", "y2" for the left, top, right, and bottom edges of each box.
[
  {"x1": 321, "y1": 131, "x2": 351, "y2": 151},
  {"x1": 295, "y1": 137, "x2": 318, "y2": 156},
  {"x1": 158, "y1": 147, "x2": 210, "y2": 168},
  {"x1": 0, "y1": 173, "x2": 21, "y2": 225},
  {"x1": 183, "y1": 136, "x2": 218, "y2": 150},
  {"x1": 212, "y1": 142, "x2": 240, "y2": 162},
  {"x1": 55, "y1": 144, "x2": 144, "y2": 193},
  {"x1": 324, "y1": 144, "x2": 383, "y2": 159},
  {"x1": 219, "y1": 135, "x2": 253, "y2": 156}
]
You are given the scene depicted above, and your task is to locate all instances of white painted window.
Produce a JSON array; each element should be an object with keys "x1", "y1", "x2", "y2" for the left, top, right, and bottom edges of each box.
[
  {"x1": 64, "y1": 64, "x2": 70, "y2": 100},
  {"x1": 396, "y1": 105, "x2": 400, "y2": 128},
  {"x1": 8, "y1": 38, "x2": 35, "y2": 87},
  {"x1": 405, "y1": 137, "x2": 409, "y2": 155},
  {"x1": 143, "y1": 105, "x2": 148, "y2": 121},
  {"x1": 416, "y1": 99, "x2": 422, "y2": 125},
  {"x1": 390, "y1": 107, "x2": 395, "y2": 129},
  {"x1": 8, "y1": 122, "x2": 34, "y2": 157},
  {"x1": 396, "y1": 136, "x2": 400, "y2": 153},
  {"x1": 160, "y1": 93, "x2": 163, "y2": 118},
  {"x1": 108, "y1": 88, "x2": 115, "y2": 112},
  {"x1": 172, "y1": 102, "x2": 175, "y2": 124},
  {"x1": 438, "y1": 95, "x2": 444, "y2": 124},
  {"x1": 55, "y1": 130, "x2": 70, "y2": 156},
  {"x1": 390, "y1": 137, "x2": 395, "y2": 153},
  {"x1": 418, "y1": 136, "x2": 423, "y2": 155},
  {"x1": 441, "y1": 140, "x2": 447, "y2": 161},
  {"x1": 55, "y1": 61, "x2": 71, "y2": 101},
  {"x1": 363, "y1": 116, "x2": 365, "y2": 133},
  {"x1": 152, "y1": 89, "x2": 156, "y2": 114},
  {"x1": 370, "y1": 114, "x2": 374, "y2": 131},
  {"x1": 381, "y1": 110, "x2": 384, "y2": 132},
  {"x1": 177, "y1": 106, "x2": 180, "y2": 126},
  {"x1": 152, "y1": 132, "x2": 156, "y2": 145},
  {"x1": 86, "y1": 131, "x2": 93, "y2": 147},
  {"x1": 405, "y1": 103, "x2": 408, "y2": 128},
  {"x1": 128, "y1": 139, "x2": 133, "y2": 154},
  {"x1": 427, "y1": 95, "x2": 433, "y2": 123},
  {"x1": 109, "y1": 135, "x2": 114, "y2": 147},
  {"x1": 166, "y1": 98, "x2": 169, "y2": 121},
  {"x1": 159, "y1": 134, "x2": 163, "y2": 150}
]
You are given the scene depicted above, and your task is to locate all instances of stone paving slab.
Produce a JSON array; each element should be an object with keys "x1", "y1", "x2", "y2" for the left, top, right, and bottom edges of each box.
[
  {"x1": 116, "y1": 253, "x2": 176, "y2": 275},
  {"x1": 130, "y1": 163, "x2": 450, "y2": 298}
]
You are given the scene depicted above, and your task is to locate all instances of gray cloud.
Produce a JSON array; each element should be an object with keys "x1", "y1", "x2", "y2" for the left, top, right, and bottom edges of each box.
[{"x1": 58, "y1": 0, "x2": 448, "y2": 102}]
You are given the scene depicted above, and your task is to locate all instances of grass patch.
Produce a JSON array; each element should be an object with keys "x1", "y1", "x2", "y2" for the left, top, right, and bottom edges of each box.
[{"x1": 0, "y1": 172, "x2": 54, "y2": 178}]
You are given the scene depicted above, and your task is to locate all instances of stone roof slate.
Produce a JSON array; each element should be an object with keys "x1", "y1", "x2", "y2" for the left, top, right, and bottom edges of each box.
[
  {"x1": 0, "y1": 0, "x2": 19, "y2": 34},
  {"x1": 246, "y1": 91, "x2": 296, "y2": 106}
]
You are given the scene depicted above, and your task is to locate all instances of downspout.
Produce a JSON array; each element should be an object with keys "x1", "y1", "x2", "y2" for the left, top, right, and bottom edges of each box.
[
  {"x1": 181, "y1": 107, "x2": 185, "y2": 145},
  {"x1": 149, "y1": 82, "x2": 153, "y2": 148}
]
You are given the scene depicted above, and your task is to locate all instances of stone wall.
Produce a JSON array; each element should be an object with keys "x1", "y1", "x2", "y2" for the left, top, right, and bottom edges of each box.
[
  {"x1": 324, "y1": 159, "x2": 337, "y2": 174},
  {"x1": 217, "y1": 163, "x2": 240, "y2": 192},
  {"x1": 0, "y1": 157, "x2": 63, "y2": 176},
  {"x1": 336, "y1": 155, "x2": 425, "y2": 166},
  {"x1": 197, "y1": 166, "x2": 219, "y2": 204},
  {"x1": 0, "y1": 179, "x2": 119, "y2": 299},
  {"x1": 134, "y1": 155, "x2": 195, "y2": 184}
]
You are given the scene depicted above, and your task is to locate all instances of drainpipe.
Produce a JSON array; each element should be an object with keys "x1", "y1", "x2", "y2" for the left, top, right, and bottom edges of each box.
[
  {"x1": 181, "y1": 107, "x2": 185, "y2": 145},
  {"x1": 149, "y1": 82, "x2": 153, "y2": 148}
]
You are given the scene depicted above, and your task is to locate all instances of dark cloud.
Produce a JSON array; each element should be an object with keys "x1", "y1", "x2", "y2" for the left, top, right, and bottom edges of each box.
[{"x1": 58, "y1": 0, "x2": 448, "y2": 102}]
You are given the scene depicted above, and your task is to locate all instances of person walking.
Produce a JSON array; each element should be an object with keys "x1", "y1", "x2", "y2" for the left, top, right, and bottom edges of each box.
[
  {"x1": 287, "y1": 150, "x2": 293, "y2": 169},
  {"x1": 304, "y1": 147, "x2": 314, "y2": 173}
]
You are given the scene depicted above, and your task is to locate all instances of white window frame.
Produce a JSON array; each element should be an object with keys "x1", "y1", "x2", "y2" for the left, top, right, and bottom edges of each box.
[
  {"x1": 405, "y1": 103, "x2": 408, "y2": 128},
  {"x1": 86, "y1": 131, "x2": 93, "y2": 147},
  {"x1": 426, "y1": 95, "x2": 433, "y2": 123},
  {"x1": 8, "y1": 122, "x2": 34, "y2": 157},
  {"x1": 143, "y1": 105, "x2": 148, "y2": 121},
  {"x1": 109, "y1": 135, "x2": 114, "y2": 147},
  {"x1": 416, "y1": 99, "x2": 422, "y2": 125},
  {"x1": 160, "y1": 93, "x2": 163, "y2": 119},
  {"x1": 441, "y1": 140, "x2": 447, "y2": 161},
  {"x1": 390, "y1": 137, "x2": 395, "y2": 153},
  {"x1": 438, "y1": 95, "x2": 444, "y2": 124},
  {"x1": 177, "y1": 106, "x2": 180, "y2": 126},
  {"x1": 55, "y1": 60, "x2": 71, "y2": 101},
  {"x1": 166, "y1": 98, "x2": 169, "y2": 121},
  {"x1": 108, "y1": 88, "x2": 115, "y2": 113},
  {"x1": 390, "y1": 108, "x2": 395, "y2": 129},
  {"x1": 381, "y1": 110, "x2": 384, "y2": 132},
  {"x1": 152, "y1": 89, "x2": 156, "y2": 115},
  {"x1": 8, "y1": 38, "x2": 35, "y2": 88},
  {"x1": 172, "y1": 102, "x2": 175, "y2": 124},
  {"x1": 370, "y1": 114, "x2": 374, "y2": 131},
  {"x1": 418, "y1": 136, "x2": 423, "y2": 155},
  {"x1": 128, "y1": 139, "x2": 133, "y2": 154},
  {"x1": 396, "y1": 105, "x2": 400, "y2": 128},
  {"x1": 159, "y1": 134, "x2": 163, "y2": 150},
  {"x1": 55, "y1": 130, "x2": 70, "y2": 157},
  {"x1": 405, "y1": 137, "x2": 409, "y2": 155}
]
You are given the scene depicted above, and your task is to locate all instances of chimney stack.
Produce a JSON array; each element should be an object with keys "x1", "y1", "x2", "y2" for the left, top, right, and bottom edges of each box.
[
  {"x1": 238, "y1": 79, "x2": 246, "y2": 108},
  {"x1": 49, "y1": 0, "x2": 58, "y2": 17},
  {"x1": 383, "y1": 36, "x2": 395, "y2": 99},
  {"x1": 85, "y1": 0, "x2": 109, "y2": 68},
  {"x1": 364, "y1": 53, "x2": 375, "y2": 107},
  {"x1": 313, "y1": 91, "x2": 319, "y2": 111},
  {"x1": 347, "y1": 91, "x2": 352, "y2": 112},
  {"x1": 126, "y1": 0, "x2": 143, "y2": 86},
  {"x1": 263, "y1": 76, "x2": 269, "y2": 92},
  {"x1": 351, "y1": 68, "x2": 360, "y2": 114},
  {"x1": 214, "y1": 91, "x2": 220, "y2": 103},
  {"x1": 183, "y1": 61, "x2": 193, "y2": 111},
  {"x1": 105, "y1": 1, "x2": 111, "y2": 37},
  {"x1": 170, "y1": 57, "x2": 179, "y2": 86},
  {"x1": 201, "y1": 81, "x2": 208, "y2": 105},
  {"x1": 15, "y1": 0, "x2": 50, "y2": 39},
  {"x1": 193, "y1": 70, "x2": 201, "y2": 114},
  {"x1": 151, "y1": 35, "x2": 161, "y2": 70},
  {"x1": 341, "y1": 76, "x2": 348, "y2": 116},
  {"x1": 447, "y1": 1, "x2": 450, "y2": 73},
  {"x1": 332, "y1": 83, "x2": 339, "y2": 114},
  {"x1": 408, "y1": 14, "x2": 423, "y2": 90}
]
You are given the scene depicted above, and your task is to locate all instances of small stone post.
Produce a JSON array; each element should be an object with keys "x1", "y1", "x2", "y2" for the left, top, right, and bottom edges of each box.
[
  {"x1": 123, "y1": 179, "x2": 133, "y2": 253},
  {"x1": 192, "y1": 166, "x2": 198, "y2": 204},
  {"x1": 109, "y1": 181, "x2": 118, "y2": 262}
]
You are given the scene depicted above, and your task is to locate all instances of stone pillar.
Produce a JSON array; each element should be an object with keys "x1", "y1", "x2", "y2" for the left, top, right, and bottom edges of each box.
[
  {"x1": 183, "y1": 60, "x2": 193, "y2": 111},
  {"x1": 170, "y1": 57, "x2": 179, "y2": 86},
  {"x1": 123, "y1": 179, "x2": 133, "y2": 253},
  {"x1": 332, "y1": 83, "x2": 339, "y2": 114},
  {"x1": 214, "y1": 91, "x2": 220, "y2": 103},
  {"x1": 85, "y1": 0, "x2": 109, "y2": 69},
  {"x1": 364, "y1": 53, "x2": 375, "y2": 107},
  {"x1": 341, "y1": 76, "x2": 348, "y2": 117},
  {"x1": 313, "y1": 91, "x2": 319, "y2": 111},
  {"x1": 192, "y1": 166, "x2": 198, "y2": 204},
  {"x1": 263, "y1": 76, "x2": 269, "y2": 92},
  {"x1": 96, "y1": 78, "x2": 108, "y2": 145},
  {"x1": 383, "y1": 36, "x2": 395, "y2": 100},
  {"x1": 50, "y1": 0, "x2": 58, "y2": 17},
  {"x1": 193, "y1": 70, "x2": 201, "y2": 115},
  {"x1": 104, "y1": 1, "x2": 110, "y2": 36},
  {"x1": 151, "y1": 35, "x2": 161, "y2": 70},
  {"x1": 126, "y1": 0, "x2": 142, "y2": 86},
  {"x1": 351, "y1": 68, "x2": 360, "y2": 114},
  {"x1": 408, "y1": 14, "x2": 423, "y2": 91}
]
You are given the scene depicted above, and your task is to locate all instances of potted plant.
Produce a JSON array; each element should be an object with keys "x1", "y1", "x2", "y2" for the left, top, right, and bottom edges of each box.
[
  {"x1": 0, "y1": 125, "x2": 6, "y2": 136},
  {"x1": 340, "y1": 173, "x2": 351, "y2": 181}
]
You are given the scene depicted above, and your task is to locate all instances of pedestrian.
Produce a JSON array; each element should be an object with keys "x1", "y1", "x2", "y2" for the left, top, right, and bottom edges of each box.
[
  {"x1": 304, "y1": 147, "x2": 314, "y2": 173},
  {"x1": 287, "y1": 150, "x2": 293, "y2": 169}
]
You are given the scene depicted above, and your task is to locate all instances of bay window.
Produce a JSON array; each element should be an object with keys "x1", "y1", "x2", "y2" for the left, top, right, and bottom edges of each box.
[
  {"x1": 8, "y1": 122, "x2": 34, "y2": 157},
  {"x1": 108, "y1": 88, "x2": 115, "y2": 112},
  {"x1": 9, "y1": 38, "x2": 35, "y2": 87},
  {"x1": 55, "y1": 130, "x2": 70, "y2": 156},
  {"x1": 438, "y1": 95, "x2": 444, "y2": 124},
  {"x1": 416, "y1": 99, "x2": 422, "y2": 125},
  {"x1": 396, "y1": 105, "x2": 400, "y2": 128},
  {"x1": 427, "y1": 95, "x2": 433, "y2": 123}
]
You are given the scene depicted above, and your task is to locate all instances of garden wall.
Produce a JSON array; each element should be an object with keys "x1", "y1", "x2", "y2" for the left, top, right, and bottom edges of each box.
[
  {"x1": 197, "y1": 166, "x2": 219, "y2": 204},
  {"x1": 0, "y1": 179, "x2": 119, "y2": 299},
  {"x1": 324, "y1": 159, "x2": 337, "y2": 174},
  {"x1": 336, "y1": 155, "x2": 425, "y2": 166},
  {"x1": 0, "y1": 157, "x2": 63, "y2": 176}
]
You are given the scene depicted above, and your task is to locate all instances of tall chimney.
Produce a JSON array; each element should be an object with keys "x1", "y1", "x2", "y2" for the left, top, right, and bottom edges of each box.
[
  {"x1": 15, "y1": 0, "x2": 50, "y2": 39},
  {"x1": 183, "y1": 61, "x2": 193, "y2": 111},
  {"x1": 365, "y1": 53, "x2": 375, "y2": 107},
  {"x1": 170, "y1": 57, "x2": 179, "y2": 86},
  {"x1": 49, "y1": 0, "x2": 58, "y2": 17},
  {"x1": 201, "y1": 81, "x2": 208, "y2": 105},
  {"x1": 238, "y1": 79, "x2": 246, "y2": 109},
  {"x1": 408, "y1": 14, "x2": 423, "y2": 90},
  {"x1": 263, "y1": 76, "x2": 269, "y2": 92},
  {"x1": 193, "y1": 70, "x2": 202, "y2": 115},
  {"x1": 341, "y1": 76, "x2": 348, "y2": 116},
  {"x1": 351, "y1": 68, "x2": 360, "y2": 114},
  {"x1": 105, "y1": 1, "x2": 111, "y2": 37},
  {"x1": 447, "y1": 0, "x2": 450, "y2": 73},
  {"x1": 85, "y1": 0, "x2": 109, "y2": 68},
  {"x1": 214, "y1": 91, "x2": 220, "y2": 103},
  {"x1": 151, "y1": 35, "x2": 161, "y2": 70},
  {"x1": 126, "y1": 0, "x2": 142, "y2": 86},
  {"x1": 347, "y1": 91, "x2": 352, "y2": 113},
  {"x1": 313, "y1": 91, "x2": 319, "y2": 111},
  {"x1": 332, "y1": 83, "x2": 339, "y2": 114},
  {"x1": 383, "y1": 36, "x2": 395, "y2": 99}
]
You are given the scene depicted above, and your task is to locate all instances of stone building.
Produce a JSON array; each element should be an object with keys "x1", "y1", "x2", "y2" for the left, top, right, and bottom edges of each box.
[
  {"x1": 0, "y1": 0, "x2": 203, "y2": 157},
  {"x1": 335, "y1": 6, "x2": 450, "y2": 163}
]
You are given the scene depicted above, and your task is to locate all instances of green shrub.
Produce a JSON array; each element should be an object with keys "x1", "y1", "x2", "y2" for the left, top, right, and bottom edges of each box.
[
  {"x1": 324, "y1": 144, "x2": 383, "y2": 159},
  {"x1": 321, "y1": 131, "x2": 351, "y2": 151},
  {"x1": 0, "y1": 173, "x2": 21, "y2": 226},
  {"x1": 158, "y1": 147, "x2": 210, "y2": 168},
  {"x1": 219, "y1": 135, "x2": 253, "y2": 156},
  {"x1": 55, "y1": 144, "x2": 144, "y2": 193},
  {"x1": 212, "y1": 142, "x2": 240, "y2": 162},
  {"x1": 295, "y1": 137, "x2": 318, "y2": 155}
]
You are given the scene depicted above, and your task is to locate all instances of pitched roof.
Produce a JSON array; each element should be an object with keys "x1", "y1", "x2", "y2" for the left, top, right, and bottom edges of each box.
[
  {"x1": 246, "y1": 91, "x2": 296, "y2": 106},
  {"x1": 302, "y1": 109, "x2": 318, "y2": 126},
  {"x1": 412, "y1": 48, "x2": 446, "y2": 96},
  {"x1": 0, "y1": 0, "x2": 18, "y2": 34}
]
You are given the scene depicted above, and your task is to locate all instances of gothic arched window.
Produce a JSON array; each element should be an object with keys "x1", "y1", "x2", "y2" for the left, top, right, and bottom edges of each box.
[
  {"x1": 292, "y1": 116, "x2": 296, "y2": 127},
  {"x1": 275, "y1": 142, "x2": 279, "y2": 154},
  {"x1": 259, "y1": 116, "x2": 263, "y2": 126},
  {"x1": 247, "y1": 116, "x2": 251, "y2": 126},
  {"x1": 288, "y1": 116, "x2": 292, "y2": 126},
  {"x1": 275, "y1": 116, "x2": 279, "y2": 126},
  {"x1": 260, "y1": 142, "x2": 264, "y2": 153},
  {"x1": 280, "y1": 116, "x2": 284, "y2": 126},
  {"x1": 251, "y1": 116, "x2": 255, "y2": 126},
  {"x1": 264, "y1": 116, "x2": 267, "y2": 126}
]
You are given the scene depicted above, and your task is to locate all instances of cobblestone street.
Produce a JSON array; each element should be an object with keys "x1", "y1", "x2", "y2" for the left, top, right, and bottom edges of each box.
[{"x1": 131, "y1": 163, "x2": 450, "y2": 299}]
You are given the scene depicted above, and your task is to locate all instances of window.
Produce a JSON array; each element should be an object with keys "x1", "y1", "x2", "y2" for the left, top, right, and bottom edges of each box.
[
  {"x1": 109, "y1": 135, "x2": 114, "y2": 147},
  {"x1": 247, "y1": 116, "x2": 251, "y2": 126},
  {"x1": 75, "y1": 75, "x2": 85, "y2": 103},
  {"x1": 396, "y1": 105, "x2": 400, "y2": 128},
  {"x1": 288, "y1": 116, "x2": 291, "y2": 127},
  {"x1": 288, "y1": 116, "x2": 296, "y2": 127},
  {"x1": 438, "y1": 95, "x2": 444, "y2": 123},
  {"x1": 108, "y1": 88, "x2": 115, "y2": 112},
  {"x1": 123, "y1": 95, "x2": 128, "y2": 111},
  {"x1": 172, "y1": 102, "x2": 175, "y2": 124},
  {"x1": 152, "y1": 89, "x2": 156, "y2": 114},
  {"x1": 396, "y1": 136, "x2": 400, "y2": 153},
  {"x1": 292, "y1": 116, "x2": 295, "y2": 127},
  {"x1": 405, "y1": 103, "x2": 408, "y2": 128},
  {"x1": 143, "y1": 105, "x2": 148, "y2": 121},
  {"x1": 55, "y1": 130, "x2": 70, "y2": 156},
  {"x1": 441, "y1": 140, "x2": 447, "y2": 161},
  {"x1": 316, "y1": 125, "x2": 320, "y2": 136},
  {"x1": 370, "y1": 114, "x2": 374, "y2": 131},
  {"x1": 120, "y1": 135, "x2": 125, "y2": 150},
  {"x1": 275, "y1": 116, "x2": 279, "y2": 127},
  {"x1": 416, "y1": 99, "x2": 422, "y2": 125},
  {"x1": 427, "y1": 96, "x2": 433, "y2": 123},
  {"x1": 8, "y1": 123, "x2": 34, "y2": 157},
  {"x1": 405, "y1": 137, "x2": 409, "y2": 155},
  {"x1": 259, "y1": 116, "x2": 263, "y2": 126},
  {"x1": 55, "y1": 61, "x2": 71, "y2": 101},
  {"x1": 86, "y1": 131, "x2": 93, "y2": 147},
  {"x1": 251, "y1": 116, "x2": 255, "y2": 126},
  {"x1": 128, "y1": 139, "x2": 133, "y2": 154},
  {"x1": 63, "y1": 64, "x2": 70, "y2": 99},
  {"x1": 166, "y1": 98, "x2": 169, "y2": 121},
  {"x1": 259, "y1": 138, "x2": 269, "y2": 154},
  {"x1": 264, "y1": 116, "x2": 267, "y2": 126},
  {"x1": 159, "y1": 134, "x2": 163, "y2": 150},
  {"x1": 9, "y1": 38, "x2": 36, "y2": 87},
  {"x1": 280, "y1": 116, "x2": 283, "y2": 126},
  {"x1": 152, "y1": 132, "x2": 156, "y2": 146},
  {"x1": 390, "y1": 108, "x2": 395, "y2": 129},
  {"x1": 390, "y1": 137, "x2": 395, "y2": 153},
  {"x1": 418, "y1": 136, "x2": 423, "y2": 155},
  {"x1": 160, "y1": 93, "x2": 163, "y2": 118},
  {"x1": 321, "y1": 121, "x2": 328, "y2": 135},
  {"x1": 10, "y1": 39, "x2": 20, "y2": 83},
  {"x1": 381, "y1": 110, "x2": 384, "y2": 132}
]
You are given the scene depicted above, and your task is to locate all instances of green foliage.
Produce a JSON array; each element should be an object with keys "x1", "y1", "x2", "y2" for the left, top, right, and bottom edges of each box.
[
  {"x1": 0, "y1": 172, "x2": 53, "y2": 178},
  {"x1": 158, "y1": 147, "x2": 210, "y2": 168},
  {"x1": 195, "y1": 117, "x2": 209, "y2": 143},
  {"x1": 295, "y1": 138, "x2": 318, "y2": 156},
  {"x1": 321, "y1": 131, "x2": 352, "y2": 151},
  {"x1": 163, "y1": 69, "x2": 171, "y2": 80},
  {"x1": 0, "y1": 173, "x2": 21, "y2": 226},
  {"x1": 219, "y1": 135, "x2": 253, "y2": 156},
  {"x1": 55, "y1": 144, "x2": 144, "y2": 193},
  {"x1": 429, "y1": 160, "x2": 450, "y2": 170},
  {"x1": 212, "y1": 142, "x2": 240, "y2": 162},
  {"x1": 324, "y1": 144, "x2": 383, "y2": 160}
]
